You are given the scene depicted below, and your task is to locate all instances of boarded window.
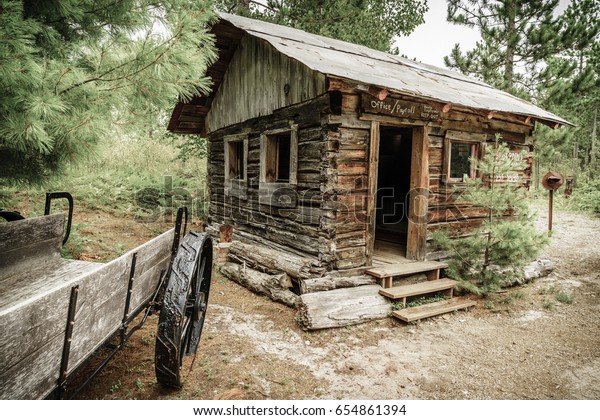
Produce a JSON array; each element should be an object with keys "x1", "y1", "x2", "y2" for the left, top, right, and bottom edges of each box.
[
  {"x1": 263, "y1": 133, "x2": 292, "y2": 182},
  {"x1": 260, "y1": 126, "x2": 298, "y2": 185}
]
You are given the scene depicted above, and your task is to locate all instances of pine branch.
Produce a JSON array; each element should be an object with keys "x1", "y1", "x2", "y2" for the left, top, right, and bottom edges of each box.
[{"x1": 59, "y1": 24, "x2": 184, "y2": 95}]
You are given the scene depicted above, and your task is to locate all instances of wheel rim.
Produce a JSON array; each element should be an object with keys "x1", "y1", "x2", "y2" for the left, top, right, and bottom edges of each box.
[{"x1": 155, "y1": 232, "x2": 212, "y2": 388}]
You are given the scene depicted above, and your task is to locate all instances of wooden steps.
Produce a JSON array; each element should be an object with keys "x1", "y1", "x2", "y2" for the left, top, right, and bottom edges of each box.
[
  {"x1": 367, "y1": 261, "x2": 448, "y2": 288},
  {"x1": 366, "y1": 259, "x2": 475, "y2": 322},
  {"x1": 379, "y1": 278, "x2": 457, "y2": 299},
  {"x1": 392, "y1": 297, "x2": 476, "y2": 322}
]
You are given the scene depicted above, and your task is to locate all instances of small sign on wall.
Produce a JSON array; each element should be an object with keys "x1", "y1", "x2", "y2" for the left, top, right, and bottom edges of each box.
[{"x1": 361, "y1": 94, "x2": 440, "y2": 120}]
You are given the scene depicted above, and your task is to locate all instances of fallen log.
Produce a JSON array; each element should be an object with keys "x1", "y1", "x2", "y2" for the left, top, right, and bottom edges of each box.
[
  {"x1": 219, "y1": 262, "x2": 300, "y2": 307},
  {"x1": 228, "y1": 240, "x2": 326, "y2": 280},
  {"x1": 298, "y1": 274, "x2": 376, "y2": 294},
  {"x1": 501, "y1": 259, "x2": 555, "y2": 287},
  {"x1": 523, "y1": 259, "x2": 555, "y2": 281},
  {"x1": 298, "y1": 285, "x2": 390, "y2": 330}
]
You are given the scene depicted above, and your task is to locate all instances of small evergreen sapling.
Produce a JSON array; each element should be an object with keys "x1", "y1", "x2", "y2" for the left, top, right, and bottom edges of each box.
[{"x1": 432, "y1": 135, "x2": 548, "y2": 294}]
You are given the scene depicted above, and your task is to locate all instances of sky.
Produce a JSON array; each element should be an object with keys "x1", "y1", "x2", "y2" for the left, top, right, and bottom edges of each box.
[
  {"x1": 393, "y1": 0, "x2": 479, "y2": 68},
  {"x1": 394, "y1": 0, "x2": 573, "y2": 69}
]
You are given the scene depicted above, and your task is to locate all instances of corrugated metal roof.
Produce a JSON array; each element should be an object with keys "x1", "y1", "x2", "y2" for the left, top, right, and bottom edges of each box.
[{"x1": 219, "y1": 12, "x2": 571, "y2": 127}]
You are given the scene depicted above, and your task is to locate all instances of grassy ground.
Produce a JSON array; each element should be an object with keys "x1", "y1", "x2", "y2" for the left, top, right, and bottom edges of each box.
[{"x1": 2, "y1": 136, "x2": 207, "y2": 261}]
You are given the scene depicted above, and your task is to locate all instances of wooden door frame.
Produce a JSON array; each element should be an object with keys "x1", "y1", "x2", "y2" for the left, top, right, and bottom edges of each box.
[{"x1": 366, "y1": 121, "x2": 429, "y2": 264}]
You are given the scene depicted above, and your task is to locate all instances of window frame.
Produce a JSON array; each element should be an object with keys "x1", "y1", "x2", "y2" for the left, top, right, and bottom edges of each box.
[
  {"x1": 259, "y1": 124, "x2": 299, "y2": 208},
  {"x1": 443, "y1": 131, "x2": 486, "y2": 184},
  {"x1": 224, "y1": 133, "x2": 248, "y2": 199}
]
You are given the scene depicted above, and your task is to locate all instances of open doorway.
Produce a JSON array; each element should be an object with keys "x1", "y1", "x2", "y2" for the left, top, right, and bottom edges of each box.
[{"x1": 374, "y1": 126, "x2": 413, "y2": 261}]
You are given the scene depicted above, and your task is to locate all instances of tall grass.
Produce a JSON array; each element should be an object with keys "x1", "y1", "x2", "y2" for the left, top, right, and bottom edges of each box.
[{"x1": 2, "y1": 135, "x2": 208, "y2": 223}]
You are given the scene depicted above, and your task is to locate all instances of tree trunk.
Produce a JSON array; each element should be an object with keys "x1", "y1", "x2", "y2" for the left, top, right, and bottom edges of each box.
[
  {"x1": 591, "y1": 104, "x2": 598, "y2": 169},
  {"x1": 504, "y1": 0, "x2": 517, "y2": 90}
]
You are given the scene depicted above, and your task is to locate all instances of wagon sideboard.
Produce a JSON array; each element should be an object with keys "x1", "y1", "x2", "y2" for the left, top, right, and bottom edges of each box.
[
  {"x1": 168, "y1": 13, "x2": 569, "y2": 312},
  {"x1": 0, "y1": 214, "x2": 174, "y2": 399}
]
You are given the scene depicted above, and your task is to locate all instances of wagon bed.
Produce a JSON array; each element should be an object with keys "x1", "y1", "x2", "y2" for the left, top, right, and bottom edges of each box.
[{"x1": 0, "y1": 195, "x2": 212, "y2": 399}]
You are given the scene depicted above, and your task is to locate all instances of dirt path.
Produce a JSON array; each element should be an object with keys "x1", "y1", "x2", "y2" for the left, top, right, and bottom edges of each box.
[{"x1": 75, "y1": 207, "x2": 600, "y2": 400}]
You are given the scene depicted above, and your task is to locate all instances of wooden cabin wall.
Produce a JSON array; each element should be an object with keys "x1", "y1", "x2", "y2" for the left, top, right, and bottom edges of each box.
[
  {"x1": 206, "y1": 94, "x2": 336, "y2": 269},
  {"x1": 425, "y1": 110, "x2": 534, "y2": 258},
  {"x1": 427, "y1": 114, "x2": 533, "y2": 224},
  {"x1": 205, "y1": 35, "x2": 326, "y2": 134},
  {"x1": 207, "y1": 71, "x2": 536, "y2": 275},
  {"x1": 325, "y1": 83, "x2": 535, "y2": 263},
  {"x1": 321, "y1": 93, "x2": 372, "y2": 270}
]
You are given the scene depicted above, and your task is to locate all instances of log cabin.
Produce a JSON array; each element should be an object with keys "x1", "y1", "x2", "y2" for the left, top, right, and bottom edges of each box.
[{"x1": 168, "y1": 13, "x2": 570, "y2": 328}]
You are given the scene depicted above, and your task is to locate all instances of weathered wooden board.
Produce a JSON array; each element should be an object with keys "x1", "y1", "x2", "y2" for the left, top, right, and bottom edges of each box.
[
  {"x1": 0, "y1": 228, "x2": 174, "y2": 400},
  {"x1": 361, "y1": 94, "x2": 441, "y2": 120},
  {"x1": 298, "y1": 285, "x2": 390, "y2": 330},
  {"x1": 406, "y1": 125, "x2": 429, "y2": 261},
  {"x1": 0, "y1": 213, "x2": 64, "y2": 280},
  {"x1": 205, "y1": 35, "x2": 326, "y2": 133}
]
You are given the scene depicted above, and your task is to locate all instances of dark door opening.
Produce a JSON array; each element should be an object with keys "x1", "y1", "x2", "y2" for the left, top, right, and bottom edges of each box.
[{"x1": 375, "y1": 126, "x2": 413, "y2": 254}]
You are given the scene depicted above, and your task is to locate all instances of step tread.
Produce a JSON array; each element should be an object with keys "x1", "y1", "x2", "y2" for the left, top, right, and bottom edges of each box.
[
  {"x1": 392, "y1": 298, "x2": 476, "y2": 322},
  {"x1": 366, "y1": 261, "x2": 448, "y2": 279},
  {"x1": 378, "y1": 278, "x2": 457, "y2": 299}
]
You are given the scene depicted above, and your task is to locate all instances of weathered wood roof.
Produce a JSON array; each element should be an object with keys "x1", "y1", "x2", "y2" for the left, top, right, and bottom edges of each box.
[{"x1": 168, "y1": 12, "x2": 570, "y2": 134}]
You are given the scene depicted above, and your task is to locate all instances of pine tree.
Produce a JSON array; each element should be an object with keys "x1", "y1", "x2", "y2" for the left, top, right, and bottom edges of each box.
[
  {"x1": 444, "y1": 0, "x2": 560, "y2": 95},
  {"x1": 0, "y1": 0, "x2": 217, "y2": 185},
  {"x1": 432, "y1": 136, "x2": 548, "y2": 294},
  {"x1": 535, "y1": 0, "x2": 600, "y2": 177},
  {"x1": 217, "y1": 0, "x2": 428, "y2": 52}
]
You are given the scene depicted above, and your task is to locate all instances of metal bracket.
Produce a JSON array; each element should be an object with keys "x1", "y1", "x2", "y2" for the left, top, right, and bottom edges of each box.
[
  {"x1": 171, "y1": 207, "x2": 188, "y2": 258},
  {"x1": 58, "y1": 285, "x2": 79, "y2": 399},
  {"x1": 120, "y1": 252, "x2": 138, "y2": 344},
  {"x1": 45, "y1": 192, "x2": 74, "y2": 246}
]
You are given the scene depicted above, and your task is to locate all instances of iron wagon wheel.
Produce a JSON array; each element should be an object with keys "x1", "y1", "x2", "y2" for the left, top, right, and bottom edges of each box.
[{"x1": 155, "y1": 232, "x2": 213, "y2": 388}]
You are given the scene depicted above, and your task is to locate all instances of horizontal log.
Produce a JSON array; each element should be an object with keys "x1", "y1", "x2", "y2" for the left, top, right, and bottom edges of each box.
[
  {"x1": 298, "y1": 285, "x2": 390, "y2": 330},
  {"x1": 326, "y1": 113, "x2": 372, "y2": 130},
  {"x1": 228, "y1": 240, "x2": 326, "y2": 279},
  {"x1": 299, "y1": 274, "x2": 376, "y2": 294},
  {"x1": 334, "y1": 255, "x2": 368, "y2": 270},
  {"x1": 219, "y1": 262, "x2": 300, "y2": 307}
]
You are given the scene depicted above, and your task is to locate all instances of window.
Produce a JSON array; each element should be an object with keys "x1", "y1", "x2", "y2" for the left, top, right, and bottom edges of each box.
[
  {"x1": 449, "y1": 142, "x2": 478, "y2": 180},
  {"x1": 259, "y1": 125, "x2": 298, "y2": 207},
  {"x1": 224, "y1": 134, "x2": 248, "y2": 198},
  {"x1": 228, "y1": 140, "x2": 245, "y2": 181},
  {"x1": 443, "y1": 131, "x2": 486, "y2": 183},
  {"x1": 264, "y1": 133, "x2": 291, "y2": 182}
]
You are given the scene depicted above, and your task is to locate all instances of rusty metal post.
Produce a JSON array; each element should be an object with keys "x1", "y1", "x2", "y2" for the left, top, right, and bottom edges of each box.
[{"x1": 542, "y1": 171, "x2": 563, "y2": 234}]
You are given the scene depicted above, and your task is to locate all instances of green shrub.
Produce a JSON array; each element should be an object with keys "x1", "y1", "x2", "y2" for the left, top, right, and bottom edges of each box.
[
  {"x1": 571, "y1": 176, "x2": 600, "y2": 215},
  {"x1": 432, "y1": 136, "x2": 549, "y2": 295}
]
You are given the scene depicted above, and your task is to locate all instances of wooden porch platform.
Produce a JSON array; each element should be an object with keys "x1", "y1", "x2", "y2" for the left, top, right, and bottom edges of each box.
[{"x1": 372, "y1": 239, "x2": 410, "y2": 265}]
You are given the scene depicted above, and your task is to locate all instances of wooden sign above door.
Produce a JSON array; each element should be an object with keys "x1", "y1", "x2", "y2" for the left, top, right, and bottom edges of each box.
[{"x1": 361, "y1": 94, "x2": 440, "y2": 121}]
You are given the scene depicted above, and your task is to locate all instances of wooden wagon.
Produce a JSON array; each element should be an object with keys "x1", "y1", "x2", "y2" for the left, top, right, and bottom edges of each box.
[{"x1": 0, "y1": 193, "x2": 213, "y2": 399}]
